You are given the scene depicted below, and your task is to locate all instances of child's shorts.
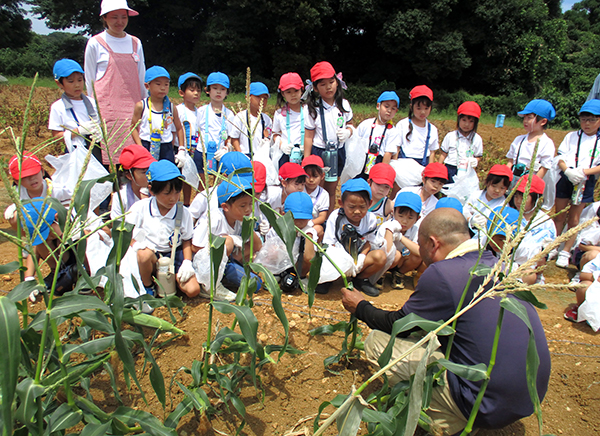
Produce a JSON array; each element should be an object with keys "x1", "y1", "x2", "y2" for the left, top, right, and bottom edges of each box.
[
  {"x1": 192, "y1": 149, "x2": 205, "y2": 174},
  {"x1": 445, "y1": 164, "x2": 458, "y2": 182},
  {"x1": 156, "y1": 245, "x2": 184, "y2": 272},
  {"x1": 141, "y1": 140, "x2": 175, "y2": 163},
  {"x1": 311, "y1": 145, "x2": 347, "y2": 176},
  {"x1": 222, "y1": 258, "x2": 263, "y2": 293},
  {"x1": 556, "y1": 172, "x2": 596, "y2": 203}
]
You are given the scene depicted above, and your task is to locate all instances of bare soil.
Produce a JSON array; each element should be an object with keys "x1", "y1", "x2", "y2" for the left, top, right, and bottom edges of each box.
[{"x1": 1, "y1": 84, "x2": 599, "y2": 436}]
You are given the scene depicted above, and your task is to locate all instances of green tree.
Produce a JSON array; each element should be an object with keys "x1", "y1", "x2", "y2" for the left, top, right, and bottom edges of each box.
[{"x1": 0, "y1": 0, "x2": 32, "y2": 49}]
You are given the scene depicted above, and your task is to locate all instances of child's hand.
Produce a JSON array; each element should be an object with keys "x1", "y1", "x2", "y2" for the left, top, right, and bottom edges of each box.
[
  {"x1": 337, "y1": 128, "x2": 352, "y2": 142},
  {"x1": 177, "y1": 259, "x2": 196, "y2": 283},
  {"x1": 214, "y1": 148, "x2": 227, "y2": 161},
  {"x1": 4, "y1": 203, "x2": 16, "y2": 220},
  {"x1": 175, "y1": 149, "x2": 187, "y2": 168},
  {"x1": 280, "y1": 141, "x2": 293, "y2": 155},
  {"x1": 564, "y1": 168, "x2": 585, "y2": 185},
  {"x1": 259, "y1": 220, "x2": 270, "y2": 236}
]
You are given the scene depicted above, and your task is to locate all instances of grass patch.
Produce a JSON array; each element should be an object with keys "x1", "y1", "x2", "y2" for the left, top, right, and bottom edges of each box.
[{"x1": 4, "y1": 76, "x2": 58, "y2": 88}]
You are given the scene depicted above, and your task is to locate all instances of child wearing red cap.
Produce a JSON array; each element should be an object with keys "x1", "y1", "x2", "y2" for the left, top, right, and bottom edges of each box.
[
  {"x1": 397, "y1": 85, "x2": 439, "y2": 167},
  {"x1": 302, "y1": 155, "x2": 328, "y2": 239},
  {"x1": 272, "y1": 73, "x2": 309, "y2": 168},
  {"x1": 438, "y1": 101, "x2": 483, "y2": 181},
  {"x1": 397, "y1": 162, "x2": 447, "y2": 220},
  {"x1": 265, "y1": 163, "x2": 308, "y2": 215},
  {"x1": 367, "y1": 163, "x2": 396, "y2": 226},
  {"x1": 304, "y1": 61, "x2": 354, "y2": 214}
]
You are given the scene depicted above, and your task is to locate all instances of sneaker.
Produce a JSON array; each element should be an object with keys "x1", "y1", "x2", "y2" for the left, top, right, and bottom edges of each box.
[
  {"x1": 199, "y1": 283, "x2": 236, "y2": 302},
  {"x1": 556, "y1": 251, "x2": 570, "y2": 268},
  {"x1": 564, "y1": 305, "x2": 582, "y2": 323},
  {"x1": 392, "y1": 271, "x2": 405, "y2": 289},
  {"x1": 133, "y1": 301, "x2": 155, "y2": 315},
  {"x1": 353, "y1": 278, "x2": 380, "y2": 297},
  {"x1": 314, "y1": 283, "x2": 331, "y2": 294},
  {"x1": 547, "y1": 248, "x2": 559, "y2": 261},
  {"x1": 568, "y1": 272, "x2": 581, "y2": 287},
  {"x1": 144, "y1": 285, "x2": 155, "y2": 297}
]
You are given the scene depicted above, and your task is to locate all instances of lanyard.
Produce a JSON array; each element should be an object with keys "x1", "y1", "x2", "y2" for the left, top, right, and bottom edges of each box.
[
  {"x1": 147, "y1": 98, "x2": 164, "y2": 134},
  {"x1": 514, "y1": 136, "x2": 527, "y2": 165},
  {"x1": 319, "y1": 99, "x2": 343, "y2": 145},
  {"x1": 205, "y1": 105, "x2": 226, "y2": 148},
  {"x1": 246, "y1": 111, "x2": 266, "y2": 154},
  {"x1": 403, "y1": 120, "x2": 431, "y2": 165},
  {"x1": 286, "y1": 104, "x2": 305, "y2": 145},
  {"x1": 368, "y1": 120, "x2": 389, "y2": 153},
  {"x1": 455, "y1": 130, "x2": 474, "y2": 162},
  {"x1": 368, "y1": 197, "x2": 384, "y2": 212},
  {"x1": 575, "y1": 130, "x2": 600, "y2": 168}
]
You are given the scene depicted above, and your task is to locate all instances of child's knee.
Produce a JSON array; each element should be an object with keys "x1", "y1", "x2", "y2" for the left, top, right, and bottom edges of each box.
[
  {"x1": 368, "y1": 249, "x2": 387, "y2": 267},
  {"x1": 137, "y1": 248, "x2": 156, "y2": 264}
]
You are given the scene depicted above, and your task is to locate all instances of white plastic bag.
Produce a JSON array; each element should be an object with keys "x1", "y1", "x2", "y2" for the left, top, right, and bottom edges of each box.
[
  {"x1": 340, "y1": 135, "x2": 368, "y2": 184},
  {"x1": 181, "y1": 152, "x2": 200, "y2": 190},
  {"x1": 85, "y1": 230, "x2": 113, "y2": 276},
  {"x1": 119, "y1": 246, "x2": 146, "y2": 298},
  {"x1": 270, "y1": 143, "x2": 283, "y2": 178},
  {"x1": 542, "y1": 156, "x2": 561, "y2": 210},
  {"x1": 253, "y1": 139, "x2": 279, "y2": 186},
  {"x1": 318, "y1": 245, "x2": 355, "y2": 283},
  {"x1": 389, "y1": 159, "x2": 425, "y2": 188},
  {"x1": 254, "y1": 234, "x2": 294, "y2": 275},
  {"x1": 578, "y1": 280, "x2": 600, "y2": 331},
  {"x1": 193, "y1": 245, "x2": 228, "y2": 289},
  {"x1": 442, "y1": 166, "x2": 480, "y2": 205}
]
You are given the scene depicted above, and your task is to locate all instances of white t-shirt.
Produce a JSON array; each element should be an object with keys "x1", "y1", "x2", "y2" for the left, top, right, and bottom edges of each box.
[
  {"x1": 266, "y1": 186, "x2": 284, "y2": 214},
  {"x1": 305, "y1": 99, "x2": 353, "y2": 149},
  {"x1": 84, "y1": 31, "x2": 146, "y2": 99},
  {"x1": 463, "y1": 189, "x2": 506, "y2": 222},
  {"x1": 110, "y1": 183, "x2": 140, "y2": 221},
  {"x1": 396, "y1": 118, "x2": 439, "y2": 160},
  {"x1": 197, "y1": 104, "x2": 235, "y2": 151},
  {"x1": 506, "y1": 133, "x2": 555, "y2": 170},
  {"x1": 557, "y1": 130, "x2": 600, "y2": 169},
  {"x1": 272, "y1": 105, "x2": 309, "y2": 147},
  {"x1": 582, "y1": 253, "x2": 600, "y2": 277},
  {"x1": 176, "y1": 103, "x2": 200, "y2": 151},
  {"x1": 323, "y1": 208, "x2": 380, "y2": 248},
  {"x1": 356, "y1": 118, "x2": 400, "y2": 157},
  {"x1": 397, "y1": 186, "x2": 437, "y2": 218},
  {"x1": 305, "y1": 186, "x2": 329, "y2": 219},
  {"x1": 188, "y1": 186, "x2": 220, "y2": 221},
  {"x1": 18, "y1": 178, "x2": 71, "y2": 205},
  {"x1": 192, "y1": 207, "x2": 242, "y2": 249},
  {"x1": 138, "y1": 98, "x2": 176, "y2": 142},
  {"x1": 440, "y1": 130, "x2": 484, "y2": 166},
  {"x1": 48, "y1": 97, "x2": 97, "y2": 149},
  {"x1": 230, "y1": 110, "x2": 273, "y2": 154},
  {"x1": 369, "y1": 197, "x2": 391, "y2": 227},
  {"x1": 126, "y1": 197, "x2": 194, "y2": 253}
]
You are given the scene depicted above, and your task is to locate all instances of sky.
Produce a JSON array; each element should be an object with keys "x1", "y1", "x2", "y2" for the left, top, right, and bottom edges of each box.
[{"x1": 27, "y1": 0, "x2": 583, "y2": 35}]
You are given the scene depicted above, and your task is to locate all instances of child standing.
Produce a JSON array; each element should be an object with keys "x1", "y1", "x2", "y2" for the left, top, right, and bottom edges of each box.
[
  {"x1": 554, "y1": 100, "x2": 600, "y2": 268},
  {"x1": 174, "y1": 72, "x2": 203, "y2": 203},
  {"x1": 48, "y1": 59, "x2": 102, "y2": 154},
  {"x1": 198, "y1": 72, "x2": 235, "y2": 169},
  {"x1": 231, "y1": 82, "x2": 272, "y2": 157},
  {"x1": 126, "y1": 160, "x2": 199, "y2": 297},
  {"x1": 356, "y1": 91, "x2": 401, "y2": 177},
  {"x1": 396, "y1": 85, "x2": 439, "y2": 166},
  {"x1": 398, "y1": 162, "x2": 448, "y2": 220},
  {"x1": 367, "y1": 163, "x2": 396, "y2": 226},
  {"x1": 301, "y1": 155, "x2": 329, "y2": 239},
  {"x1": 272, "y1": 73, "x2": 308, "y2": 167},
  {"x1": 304, "y1": 61, "x2": 354, "y2": 215},
  {"x1": 131, "y1": 66, "x2": 184, "y2": 163},
  {"x1": 438, "y1": 101, "x2": 483, "y2": 181},
  {"x1": 506, "y1": 99, "x2": 556, "y2": 179}
]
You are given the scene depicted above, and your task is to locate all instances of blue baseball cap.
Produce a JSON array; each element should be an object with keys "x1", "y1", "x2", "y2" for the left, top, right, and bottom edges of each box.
[
  {"x1": 145, "y1": 66, "x2": 170, "y2": 83},
  {"x1": 284, "y1": 192, "x2": 313, "y2": 219},
  {"x1": 435, "y1": 197, "x2": 463, "y2": 213},
  {"x1": 207, "y1": 72, "x2": 230, "y2": 88},
  {"x1": 517, "y1": 99, "x2": 556, "y2": 122},
  {"x1": 487, "y1": 206, "x2": 522, "y2": 238},
  {"x1": 580, "y1": 99, "x2": 600, "y2": 116},
  {"x1": 178, "y1": 72, "x2": 202, "y2": 89},
  {"x1": 394, "y1": 192, "x2": 422, "y2": 214},
  {"x1": 53, "y1": 59, "x2": 84, "y2": 80},
  {"x1": 219, "y1": 151, "x2": 252, "y2": 176},
  {"x1": 146, "y1": 160, "x2": 184, "y2": 182},
  {"x1": 377, "y1": 91, "x2": 400, "y2": 106},
  {"x1": 22, "y1": 198, "x2": 57, "y2": 246},
  {"x1": 341, "y1": 178, "x2": 372, "y2": 200},
  {"x1": 218, "y1": 174, "x2": 253, "y2": 204},
  {"x1": 249, "y1": 82, "x2": 270, "y2": 97}
]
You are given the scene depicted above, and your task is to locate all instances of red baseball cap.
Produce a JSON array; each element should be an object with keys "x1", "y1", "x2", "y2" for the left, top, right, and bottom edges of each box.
[
  {"x1": 368, "y1": 163, "x2": 396, "y2": 187},
  {"x1": 301, "y1": 155, "x2": 324, "y2": 169},
  {"x1": 310, "y1": 61, "x2": 336, "y2": 82},
  {"x1": 9, "y1": 152, "x2": 42, "y2": 179},
  {"x1": 409, "y1": 85, "x2": 433, "y2": 101},
  {"x1": 457, "y1": 101, "x2": 481, "y2": 119},
  {"x1": 488, "y1": 164, "x2": 513, "y2": 182},
  {"x1": 279, "y1": 162, "x2": 308, "y2": 180},
  {"x1": 516, "y1": 174, "x2": 545, "y2": 195},
  {"x1": 279, "y1": 73, "x2": 304, "y2": 92},
  {"x1": 422, "y1": 162, "x2": 448, "y2": 180},
  {"x1": 119, "y1": 144, "x2": 156, "y2": 170},
  {"x1": 252, "y1": 161, "x2": 266, "y2": 193}
]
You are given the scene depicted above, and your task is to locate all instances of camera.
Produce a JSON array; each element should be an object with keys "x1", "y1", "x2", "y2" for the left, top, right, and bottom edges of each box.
[
  {"x1": 512, "y1": 163, "x2": 527, "y2": 177},
  {"x1": 340, "y1": 224, "x2": 364, "y2": 259},
  {"x1": 280, "y1": 267, "x2": 299, "y2": 293}
]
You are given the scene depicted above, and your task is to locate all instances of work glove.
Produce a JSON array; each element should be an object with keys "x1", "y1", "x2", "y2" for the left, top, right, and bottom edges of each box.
[
  {"x1": 230, "y1": 235, "x2": 243, "y2": 249},
  {"x1": 301, "y1": 224, "x2": 318, "y2": 241},
  {"x1": 564, "y1": 167, "x2": 586, "y2": 185},
  {"x1": 25, "y1": 276, "x2": 38, "y2": 303},
  {"x1": 280, "y1": 141, "x2": 293, "y2": 155},
  {"x1": 177, "y1": 259, "x2": 195, "y2": 283},
  {"x1": 4, "y1": 203, "x2": 16, "y2": 221},
  {"x1": 259, "y1": 220, "x2": 270, "y2": 236},
  {"x1": 337, "y1": 127, "x2": 352, "y2": 143},
  {"x1": 355, "y1": 253, "x2": 366, "y2": 274},
  {"x1": 175, "y1": 149, "x2": 188, "y2": 168},
  {"x1": 471, "y1": 213, "x2": 488, "y2": 230},
  {"x1": 378, "y1": 220, "x2": 402, "y2": 241},
  {"x1": 214, "y1": 148, "x2": 227, "y2": 161},
  {"x1": 78, "y1": 120, "x2": 102, "y2": 143},
  {"x1": 468, "y1": 157, "x2": 478, "y2": 168}
]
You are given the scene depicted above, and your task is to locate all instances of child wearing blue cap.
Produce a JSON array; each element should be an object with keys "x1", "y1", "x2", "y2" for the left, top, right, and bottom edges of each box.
[
  {"x1": 231, "y1": 82, "x2": 273, "y2": 157},
  {"x1": 131, "y1": 66, "x2": 184, "y2": 163},
  {"x1": 126, "y1": 160, "x2": 199, "y2": 297},
  {"x1": 198, "y1": 72, "x2": 235, "y2": 170},
  {"x1": 356, "y1": 91, "x2": 401, "y2": 177},
  {"x1": 553, "y1": 99, "x2": 600, "y2": 268},
  {"x1": 320, "y1": 178, "x2": 387, "y2": 296},
  {"x1": 174, "y1": 72, "x2": 203, "y2": 204},
  {"x1": 49, "y1": 58, "x2": 102, "y2": 154},
  {"x1": 506, "y1": 99, "x2": 556, "y2": 179},
  {"x1": 191, "y1": 174, "x2": 263, "y2": 298}
]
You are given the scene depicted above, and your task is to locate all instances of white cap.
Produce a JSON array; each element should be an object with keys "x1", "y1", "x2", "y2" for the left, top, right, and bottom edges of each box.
[{"x1": 100, "y1": 0, "x2": 139, "y2": 16}]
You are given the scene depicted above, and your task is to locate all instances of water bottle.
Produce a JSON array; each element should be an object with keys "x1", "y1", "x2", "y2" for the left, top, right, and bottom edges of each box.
[
  {"x1": 149, "y1": 131, "x2": 162, "y2": 160},
  {"x1": 156, "y1": 257, "x2": 176, "y2": 297},
  {"x1": 290, "y1": 146, "x2": 303, "y2": 164},
  {"x1": 495, "y1": 114, "x2": 505, "y2": 128},
  {"x1": 572, "y1": 178, "x2": 587, "y2": 205},
  {"x1": 206, "y1": 140, "x2": 217, "y2": 171},
  {"x1": 364, "y1": 143, "x2": 378, "y2": 174},
  {"x1": 322, "y1": 141, "x2": 339, "y2": 182}
]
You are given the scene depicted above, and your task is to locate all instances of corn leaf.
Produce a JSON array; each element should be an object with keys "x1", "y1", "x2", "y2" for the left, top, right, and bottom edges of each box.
[
  {"x1": 79, "y1": 310, "x2": 114, "y2": 333},
  {"x1": 80, "y1": 422, "x2": 111, "y2": 436},
  {"x1": 145, "y1": 347, "x2": 166, "y2": 409},
  {"x1": 107, "y1": 221, "x2": 134, "y2": 265},
  {"x1": 210, "y1": 235, "x2": 226, "y2": 290},
  {"x1": 336, "y1": 396, "x2": 366, "y2": 436},
  {"x1": 309, "y1": 321, "x2": 349, "y2": 336},
  {"x1": 15, "y1": 378, "x2": 45, "y2": 425},
  {"x1": 48, "y1": 403, "x2": 82, "y2": 432},
  {"x1": 0, "y1": 261, "x2": 20, "y2": 274},
  {"x1": 111, "y1": 406, "x2": 177, "y2": 436},
  {"x1": 164, "y1": 396, "x2": 194, "y2": 428},
  {"x1": 229, "y1": 393, "x2": 246, "y2": 418},
  {"x1": 50, "y1": 294, "x2": 111, "y2": 319},
  {"x1": 62, "y1": 337, "x2": 114, "y2": 363},
  {"x1": 103, "y1": 361, "x2": 123, "y2": 406},
  {"x1": 212, "y1": 302, "x2": 258, "y2": 353},
  {"x1": 437, "y1": 359, "x2": 488, "y2": 381},
  {"x1": 0, "y1": 296, "x2": 20, "y2": 436},
  {"x1": 175, "y1": 382, "x2": 208, "y2": 412},
  {"x1": 307, "y1": 249, "x2": 323, "y2": 308},
  {"x1": 209, "y1": 327, "x2": 245, "y2": 354},
  {"x1": 514, "y1": 290, "x2": 547, "y2": 309},
  {"x1": 7, "y1": 279, "x2": 44, "y2": 303}
]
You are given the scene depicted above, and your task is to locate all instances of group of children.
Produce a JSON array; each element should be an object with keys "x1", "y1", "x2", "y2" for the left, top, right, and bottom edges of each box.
[{"x1": 7, "y1": 56, "x2": 600, "y2": 326}]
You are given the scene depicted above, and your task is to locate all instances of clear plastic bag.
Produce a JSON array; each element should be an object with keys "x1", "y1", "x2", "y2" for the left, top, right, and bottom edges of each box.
[
  {"x1": 442, "y1": 166, "x2": 480, "y2": 205},
  {"x1": 318, "y1": 245, "x2": 355, "y2": 283},
  {"x1": 193, "y1": 245, "x2": 228, "y2": 289},
  {"x1": 254, "y1": 234, "x2": 294, "y2": 275},
  {"x1": 542, "y1": 156, "x2": 561, "y2": 210},
  {"x1": 340, "y1": 135, "x2": 369, "y2": 184},
  {"x1": 181, "y1": 152, "x2": 200, "y2": 190},
  {"x1": 389, "y1": 159, "x2": 425, "y2": 188}
]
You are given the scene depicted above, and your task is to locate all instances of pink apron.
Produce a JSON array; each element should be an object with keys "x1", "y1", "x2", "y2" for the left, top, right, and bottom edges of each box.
[{"x1": 93, "y1": 34, "x2": 144, "y2": 165}]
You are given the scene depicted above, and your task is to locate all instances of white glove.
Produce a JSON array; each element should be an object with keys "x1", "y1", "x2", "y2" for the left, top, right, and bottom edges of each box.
[
  {"x1": 355, "y1": 253, "x2": 366, "y2": 274},
  {"x1": 132, "y1": 240, "x2": 148, "y2": 252},
  {"x1": 337, "y1": 127, "x2": 352, "y2": 143},
  {"x1": 260, "y1": 138, "x2": 271, "y2": 149},
  {"x1": 175, "y1": 149, "x2": 188, "y2": 168},
  {"x1": 214, "y1": 148, "x2": 227, "y2": 161},
  {"x1": 280, "y1": 141, "x2": 293, "y2": 155},
  {"x1": 4, "y1": 203, "x2": 16, "y2": 221},
  {"x1": 273, "y1": 136, "x2": 282, "y2": 149},
  {"x1": 468, "y1": 157, "x2": 478, "y2": 168},
  {"x1": 98, "y1": 230, "x2": 112, "y2": 246},
  {"x1": 25, "y1": 276, "x2": 38, "y2": 303},
  {"x1": 301, "y1": 225, "x2": 318, "y2": 241},
  {"x1": 378, "y1": 220, "x2": 401, "y2": 240},
  {"x1": 177, "y1": 259, "x2": 195, "y2": 283},
  {"x1": 471, "y1": 213, "x2": 488, "y2": 230},
  {"x1": 78, "y1": 120, "x2": 102, "y2": 142},
  {"x1": 259, "y1": 220, "x2": 270, "y2": 236},
  {"x1": 230, "y1": 235, "x2": 243, "y2": 249},
  {"x1": 564, "y1": 168, "x2": 585, "y2": 185}
]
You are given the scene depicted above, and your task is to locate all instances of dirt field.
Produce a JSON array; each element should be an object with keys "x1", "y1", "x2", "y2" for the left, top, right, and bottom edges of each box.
[{"x1": 0, "y1": 84, "x2": 598, "y2": 436}]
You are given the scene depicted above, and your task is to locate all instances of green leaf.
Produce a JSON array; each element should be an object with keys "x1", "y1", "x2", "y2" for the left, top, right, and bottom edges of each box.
[
  {"x1": 437, "y1": 359, "x2": 488, "y2": 381},
  {"x1": 0, "y1": 297, "x2": 21, "y2": 436},
  {"x1": 241, "y1": 215, "x2": 254, "y2": 244},
  {"x1": 15, "y1": 378, "x2": 44, "y2": 426},
  {"x1": 50, "y1": 294, "x2": 111, "y2": 319},
  {"x1": 314, "y1": 400, "x2": 332, "y2": 432},
  {"x1": 63, "y1": 336, "x2": 115, "y2": 363},
  {"x1": 209, "y1": 327, "x2": 245, "y2": 354},
  {"x1": 212, "y1": 302, "x2": 258, "y2": 353},
  {"x1": 103, "y1": 361, "x2": 123, "y2": 405},
  {"x1": 362, "y1": 409, "x2": 394, "y2": 424},
  {"x1": 229, "y1": 393, "x2": 246, "y2": 418},
  {"x1": 7, "y1": 280, "x2": 44, "y2": 303},
  {"x1": 111, "y1": 406, "x2": 177, "y2": 436},
  {"x1": 107, "y1": 221, "x2": 134, "y2": 265},
  {"x1": 210, "y1": 235, "x2": 226, "y2": 290},
  {"x1": 121, "y1": 309, "x2": 185, "y2": 334},
  {"x1": 164, "y1": 397, "x2": 194, "y2": 429},
  {"x1": 470, "y1": 263, "x2": 492, "y2": 277},
  {"x1": 307, "y1": 249, "x2": 323, "y2": 308},
  {"x1": 0, "y1": 261, "x2": 20, "y2": 274},
  {"x1": 175, "y1": 382, "x2": 208, "y2": 412},
  {"x1": 336, "y1": 396, "x2": 366, "y2": 436},
  {"x1": 309, "y1": 321, "x2": 349, "y2": 336},
  {"x1": 514, "y1": 291, "x2": 547, "y2": 309},
  {"x1": 80, "y1": 422, "x2": 111, "y2": 436},
  {"x1": 79, "y1": 310, "x2": 114, "y2": 333},
  {"x1": 48, "y1": 403, "x2": 82, "y2": 432},
  {"x1": 145, "y1": 349, "x2": 166, "y2": 409}
]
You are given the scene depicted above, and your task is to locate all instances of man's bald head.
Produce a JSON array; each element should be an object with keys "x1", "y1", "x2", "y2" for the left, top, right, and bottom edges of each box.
[{"x1": 418, "y1": 209, "x2": 470, "y2": 264}]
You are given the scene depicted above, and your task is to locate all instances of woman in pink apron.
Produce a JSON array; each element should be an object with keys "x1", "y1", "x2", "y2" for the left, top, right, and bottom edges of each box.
[{"x1": 84, "y1": 0, "x2": 146, "y2": 166}]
